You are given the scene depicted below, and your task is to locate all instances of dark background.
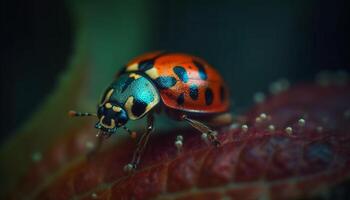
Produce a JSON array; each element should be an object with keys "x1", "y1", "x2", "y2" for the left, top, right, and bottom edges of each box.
[{"x1": 1, "y1": 0, "x2": 349, "y2": 141}]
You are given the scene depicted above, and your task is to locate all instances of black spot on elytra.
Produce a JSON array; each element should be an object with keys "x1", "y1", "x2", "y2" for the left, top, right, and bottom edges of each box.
[
  {"x1": 154, "y1": 76, "x2": 177, "y2": 89},
  {"x1": 177, "y1": 93, "x2": 185, "y2": 105},
  {"x1": 220, "y1": 85, "x2": 226, "y2": 102},
  {"x1": 132, "y1": 98, "x2": 148, "y2": 117},
  {"x1": 205, "y1": 87, "x2": 214, "y2": 105},
  {"x1": 173, "y1": 66, "x2": 189, "y2": 83},
  {"x1": 138, "y1": 51, "x2": 169, "y2": 72},
  {"x1": 193, "y1": 60, "x2": 207, "y2": 80},
  {"x1": 189, "y1": 84, "x2": 199, "y2": 100},
  {"x1": 138, "y1": 60, "x2": 154, "y2": 71},
  {"x1": 121, "y1": 77, "x2": 134, "y2": 93}
]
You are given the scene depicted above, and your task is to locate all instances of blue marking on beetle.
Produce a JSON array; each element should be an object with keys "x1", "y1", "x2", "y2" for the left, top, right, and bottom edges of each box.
[
  {"x1": 173, "y1": 66, "x2": 189, "y2": 83},
  {"x1": 137, "y1": 51, "x2": 169, "y2": 72},
  {"x1": 205, "y1": 87, "x2": 213, "y2": 105},
  {"x1": 138, "y1": 60, "x2": 154, "y2": 71},
  {"x1": 193, "y1": 60, "x2": 207, "y2": 80},
  {"x1": 109, "y1": 74, "x2": 159, "y2": 111},
  {"x1": 189, "y1": 84, "x2": 199, "y2": 100},
  {"x1": 177, "y1": 93, "x2": 185, "y2": 105},
  {"x1": 136, "y1": 87, "x2": 155, "y2": 104},
  {"x1": 155, "y1": 76, "x2": 177, "y2": 89}
]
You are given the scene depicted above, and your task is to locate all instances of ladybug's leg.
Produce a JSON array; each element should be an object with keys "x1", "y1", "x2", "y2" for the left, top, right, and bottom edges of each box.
[
  {"x1": 125, "y1": 113, "x2": 154, "y2": 172},
  {"x1": 181, "y1": 115, "x2": 221, "y2": 147}
]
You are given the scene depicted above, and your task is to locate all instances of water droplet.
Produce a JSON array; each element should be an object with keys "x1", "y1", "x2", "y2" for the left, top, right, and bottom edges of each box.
[
  {"x1": 269, "y1": 78, "x2": 290, "y2": 95},
  {"x1": 260, "y1": 113, "x2": 267, "y2": 120},
  {"x1": 285, "y1": 127, "x2": 293, "y2": 135},
  {"x1": 31, "y1": 152, "x2": 42, "y2": 162},
  {"x1": 298, "y1": 118, "x2": 306, "y2": 127},
  {"x1": 85, "y1": 141, "x2": 94, "y2": 150},
  {"x1": 91, "y1": 192, "x2": 98, "y2": 199},
  {"x1": 176, "y1": 135, "x2": 183, "y2": 141},
  {"x1": 123, "y1": 164, "x2": 134, "y2": 172},
  {"x1": 241, "y1": 124, "x2": 248, "y2": 133},
  {"x1": 201, "y1": 133, "x2": 208, "y2": 140},
  {"x1": 229, "y1": 123, "x2": 240, "y2": 130},
  {"x1": 175, "y1": 140, "x2": 183, "y2": 149},
  {"x1": 316, "y1": 126, "x2": 324, "y2": 133},
  {"x1": 255, "y1": 117, "x2": 262, "y2": 123},
  {"x1": 253, "y1": 92, "x2": 266, "y2": 103}
]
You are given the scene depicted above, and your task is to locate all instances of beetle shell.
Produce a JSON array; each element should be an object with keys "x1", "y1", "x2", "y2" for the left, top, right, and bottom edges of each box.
[
  {"x1": 100, "y1": 73, "x2": 160, "y2": 120},
  {"x1": 117, "y1": 52, "x2": 230, "y2": 114}
]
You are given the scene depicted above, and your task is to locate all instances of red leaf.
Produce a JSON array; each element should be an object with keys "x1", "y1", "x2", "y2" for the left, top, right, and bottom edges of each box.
[{"x1": 11, "y1": 84, "x2": 350, "y2": 199}]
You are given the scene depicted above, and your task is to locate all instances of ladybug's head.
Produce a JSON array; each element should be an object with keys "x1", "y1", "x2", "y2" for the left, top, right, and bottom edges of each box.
[
  {"x1": 68, "y1": 102, "x2": 134, "y2": 137},
  {"x1": 95, "y1": 101, "x2": 128, "y2": 133}
]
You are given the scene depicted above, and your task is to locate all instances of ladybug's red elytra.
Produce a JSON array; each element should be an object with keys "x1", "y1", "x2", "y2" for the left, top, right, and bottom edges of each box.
[{"x1": 69, "y1": 51, "x2": 232, "y2": 171}]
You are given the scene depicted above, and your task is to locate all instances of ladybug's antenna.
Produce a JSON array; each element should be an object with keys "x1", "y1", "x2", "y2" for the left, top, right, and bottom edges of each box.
[
  {"x1": 122, "y1": 125, "x2": 137, "y2": 139},
  {"x1": 68, "y1": 110, "x2": 97, "y2": 117}
]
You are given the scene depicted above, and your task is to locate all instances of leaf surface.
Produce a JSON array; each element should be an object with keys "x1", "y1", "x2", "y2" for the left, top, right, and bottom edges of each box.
[{"x1": 11, "y1": 84, "x2": 350, "y2": 200}]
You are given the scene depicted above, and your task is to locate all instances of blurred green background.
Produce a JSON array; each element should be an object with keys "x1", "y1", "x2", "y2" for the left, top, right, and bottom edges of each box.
[
  {"x1": 0, "y1": 0, "x2": 349, "y2": 197},
  {"x1": 2, "y1": 0, "x2": 349, "y2": 141}
]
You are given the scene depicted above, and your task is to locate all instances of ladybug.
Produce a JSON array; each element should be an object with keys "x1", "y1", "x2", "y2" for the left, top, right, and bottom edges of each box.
[{"x1": 69, "y1": 51, "x2": 231, "y2": 171}]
